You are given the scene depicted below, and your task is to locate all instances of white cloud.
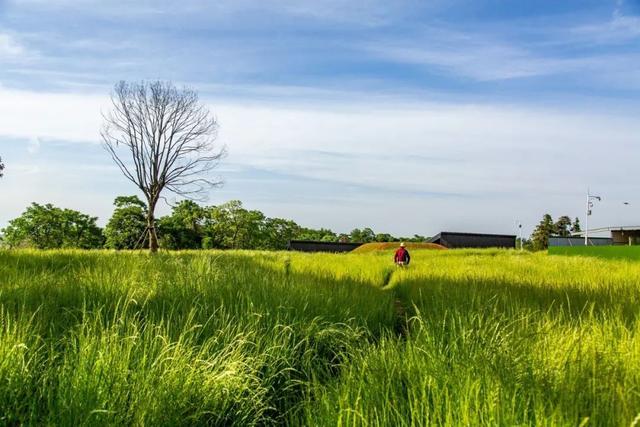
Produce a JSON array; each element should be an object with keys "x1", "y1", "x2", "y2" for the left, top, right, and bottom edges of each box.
[
  {"x1": 2, "y1": 86, "x2": 640, "y2": 235},
  {"x1": 9, "y1": 0, "x2": 427, "y2": 26},
  {"x1": 0, "y1": 86, "x2": 106, "y2": 143},
  {"x1": 362, "y1": 26, "x2": 640, "y2": 82},
  {"x1": 214, "y1": 101, "x2": 640, "y2": 196},
  {"x1": 0, "y1": 33, "x2": 26, "y2": 58},
  {"x1": 569, "y1": 11, "x2": 640, "y2": 43}
]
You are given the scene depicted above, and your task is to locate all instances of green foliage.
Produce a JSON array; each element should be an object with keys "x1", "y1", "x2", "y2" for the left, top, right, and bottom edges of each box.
[
  {"x1": 349, "y1": 227, "x2": 375, "y2": 243},
  {"x1": 202, "y1": 200, "x2": 266, "y2": 249},
  {"x1": 375, "y1": 233, "x2": 393, "y2": 242},
  {"x1": 572, "y1": 217, "x2": 582, "y2": 233},
  {"x1": 297, "y1": 227, "x2": 337, "y2": 242},
  {"x1": 398, "y1": 234, "x2": 429, "y2": 243},
  {"x1": 6, "y1": 197, "x2": 421, "y2": 251},
  {"x1": 0, "y1": 155, "x2": 4, "y2": 178},
  {"x1": 516, "y1": 236, "x2": 533, "y2": 250},
  {"x1": 104, "y1": 196, "x2": 148, "y2": 250},
  {"x1": 0, "y1": 203, "x2": 104, "y2": 249},
  {"x1": 158, "y1": 200, "x2": 206, "y2": 249},
  {"x1": 531, "y1": 213, "x2": 554, "y2": 250},
  {"x1": 554, "y1": 215, "x2": 572, "y2": 237},
  {"x1": 262, "y1": 217, "x2": 301, "y2": 250},
  {"x1": 531, "y1": 214, "x2": 582, "y2": 250}
]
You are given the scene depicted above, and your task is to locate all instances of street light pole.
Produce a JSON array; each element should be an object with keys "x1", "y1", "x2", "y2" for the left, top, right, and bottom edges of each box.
[
  {"x1": 585, "y1": 189, "x2": 602, "y2": 246},
  {"x1": 517, "y1": 221, "x2": 523, "y2": 251},
  {"x1": 585, "y1": 191, "x2": 589, "y2": 246}
]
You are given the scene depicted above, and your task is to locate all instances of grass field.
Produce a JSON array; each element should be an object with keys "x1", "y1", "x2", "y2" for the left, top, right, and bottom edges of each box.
[
  {"x1": 1, "y1": 249, "x2": 639, "y2": 426},
  {"x1": 549, "y1": 244, "x2": 640, "y2": 260}
]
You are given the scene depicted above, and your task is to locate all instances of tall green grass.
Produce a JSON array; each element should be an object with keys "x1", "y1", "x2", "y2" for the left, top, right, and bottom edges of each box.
[
  {"x1": 1, "y1": 249, "x2": 639, "y2": 425},
  {"x1": 549, "y1": 245, "x2": 640, "y2": 261}
]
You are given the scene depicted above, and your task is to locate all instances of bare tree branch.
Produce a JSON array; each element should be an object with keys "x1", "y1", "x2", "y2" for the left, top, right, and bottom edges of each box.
[{"x1": 101, "y1": 80, "x2": 226, "y2": 253}]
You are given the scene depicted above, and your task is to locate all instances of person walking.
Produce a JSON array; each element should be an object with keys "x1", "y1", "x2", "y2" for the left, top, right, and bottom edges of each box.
[{"x1": 394, "y1": 242, "x2": 411, "y2": 267}]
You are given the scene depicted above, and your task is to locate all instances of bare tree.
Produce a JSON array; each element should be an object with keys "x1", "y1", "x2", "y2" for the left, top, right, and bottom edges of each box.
[{"x1": 101, "y1": 81, "x2": 225, "y2": 253}]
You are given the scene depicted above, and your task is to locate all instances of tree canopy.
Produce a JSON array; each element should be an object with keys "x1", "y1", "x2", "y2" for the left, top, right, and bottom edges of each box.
[
  {"x1": 531, "y1": 214, "x2": 582, "y2": 250},
  {"x1": 1, "y1": 203, "x2": 104, "y2": 249},
  {"x1": 1, "y1": 198, "x2": 429, "y2": 250},
  {"x1": 104, "y1": 196, "x2": 148, "y2": 250}
]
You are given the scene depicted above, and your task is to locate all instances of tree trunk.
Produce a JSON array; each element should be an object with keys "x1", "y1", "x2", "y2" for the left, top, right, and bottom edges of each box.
[{"x1": 147, "y1": 200, "x2": 159, "y2": 253}]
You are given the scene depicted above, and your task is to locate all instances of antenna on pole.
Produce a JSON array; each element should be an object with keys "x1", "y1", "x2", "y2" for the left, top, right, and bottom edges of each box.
[{"x1": 585, "y1": 188, "x2": 602, "y2": 246}]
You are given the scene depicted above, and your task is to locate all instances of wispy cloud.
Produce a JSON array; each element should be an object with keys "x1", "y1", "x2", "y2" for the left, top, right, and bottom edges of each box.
[
  {"x1": 567, "y1": 0, "x2": 640, "y2": 45},
  {"x1": 363, "y1": 36, "x2": 555, "y2": 81},
  {"x1": 2, "y1": 85, "x2": 640, "y2": 234},
  {"x1": 0, "y1": 86, "x2": 105, "y2": 143},
  {"x1": 2, "y1": 0, "x2": 640, "y2": 234},
  {"x1": 8, "y1": 0, "x2": 413, "y2": 27},
  {"x1": 0, "y1": 32, "x2": 27, "y2": 58},
  {"x1": 362, "y1": 24, "x2": 640, "y2": 83}
]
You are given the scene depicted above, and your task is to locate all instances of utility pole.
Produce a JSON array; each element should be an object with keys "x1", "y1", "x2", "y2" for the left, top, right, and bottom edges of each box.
[
  {"x1": 516, "y1": 221, "x2": 524, "y2": 251},
  {"x1": 585, "y1": 189, "x2": 602, "y2": 246}
]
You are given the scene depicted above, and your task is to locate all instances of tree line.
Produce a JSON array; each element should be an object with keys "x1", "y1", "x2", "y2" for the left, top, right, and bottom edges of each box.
[
  {"x1": 528, "y1": 214, "x2": 581, "y2": 250},
  {"x1": 0, "y1": 198, "x2": 428, "y2": 250}
]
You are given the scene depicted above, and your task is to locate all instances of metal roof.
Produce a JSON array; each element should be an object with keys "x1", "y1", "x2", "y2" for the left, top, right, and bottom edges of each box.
[
  {"x1": 571, "y1": 226, "x2": 640, "y2": 236},
  {"x1": 431, "y1": 231, "x2": 517, "y2": 239}
]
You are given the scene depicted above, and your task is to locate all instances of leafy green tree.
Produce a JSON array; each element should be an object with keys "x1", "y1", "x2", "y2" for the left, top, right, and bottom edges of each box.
[
  {"x1": 554, "y1": 216, "x2": 572, "y2": 237},
  {"x1": 349, "y1": 228, "x2": 375, "y2": 243},
  {"x1": 348, "y1": 228, "x2": 363, "y2": 242},
  {"x1": 202, "y1": 200, "x2": 266, "y2": 249},
  {"x1": 158, "y1": 200, "x2": 206, "y2": 249},
  {"x1": 571, "y1": 217, "x2": 582, "y2": 233},
  {"x1": 375, "y1": 233, "x2": 393, "y2": 242},
  {"x1": 1, "y1": 203, "x2": 103, "y2": 249},
  {"x1": 516, "y1": 237, "x2": 533, "y2": 251},
  {"x1": 297, "y1": 227, "x2": 337, "y2": 242},
  {"x1": 104, "y1": 196, "x2": 148, "y2": 250},
  {"x1": 262, "y1": 218, "x2": 301, "y2": 250},
  {"x1": 320, "y1": 234, "x2": 336, "y2": 242},
  {"x1": 398, "y1": 234, "x2": 428, "y2": 243},
  {"x1": 531, "y1": 214, "x2": 555, "y2": 250}
]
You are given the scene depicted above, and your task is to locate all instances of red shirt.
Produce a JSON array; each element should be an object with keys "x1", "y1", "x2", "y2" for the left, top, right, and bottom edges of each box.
[{"x1": 394, "y1": 247, "x2": 410, "y2": 263}]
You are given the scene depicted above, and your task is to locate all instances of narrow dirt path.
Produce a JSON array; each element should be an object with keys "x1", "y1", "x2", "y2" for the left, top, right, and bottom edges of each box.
[{"x1": 382, "y1": 267, "x2": 411, "y2": 337}]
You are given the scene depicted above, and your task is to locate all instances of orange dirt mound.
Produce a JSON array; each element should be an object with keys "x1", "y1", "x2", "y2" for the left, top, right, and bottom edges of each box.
[{"x1": 351, "y1": 242, "x2": 446, "y2": 253}]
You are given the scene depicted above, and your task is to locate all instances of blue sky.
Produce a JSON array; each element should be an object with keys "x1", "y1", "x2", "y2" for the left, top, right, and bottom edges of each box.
[{"x1": 1, "y1": 0, "x2": 639, "y2": 236}]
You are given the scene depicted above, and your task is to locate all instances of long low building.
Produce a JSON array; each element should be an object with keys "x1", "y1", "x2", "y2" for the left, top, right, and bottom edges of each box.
[
  {"x1": 287, "y1": 240, "x2": 362, "y2": 253},
  {"x1": 428, "y1": 231, "x2": 516, "y2": 249},
  {"x1": 610, "y1": 227, "x2": 640, "y2": 245},
  {"x1": 571, "y1": 226, "x2": 640, "y2": 245}
]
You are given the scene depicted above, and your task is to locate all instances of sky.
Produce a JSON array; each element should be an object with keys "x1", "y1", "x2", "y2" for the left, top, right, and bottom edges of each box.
[{"x1": 1, "y1": 0, "x2": 639, "y2": 237}]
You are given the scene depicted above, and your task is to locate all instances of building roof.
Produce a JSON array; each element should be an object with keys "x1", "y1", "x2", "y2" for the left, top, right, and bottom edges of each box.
[
  {"x1": 430, "y1": 231, "x2": 517, "y2": 240},
  {"x1": 428, "y1": 231, "x2": 517, "y2": 249},
  {"x1": 288, "y1": 240, "x2": 361, "y2": 245},
  {"x1": 287, "y1": 240, "x2": 362, "y2": 253},
  {"x1": 571, "y1": 226, "x2": 640, "y2": 236}
]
